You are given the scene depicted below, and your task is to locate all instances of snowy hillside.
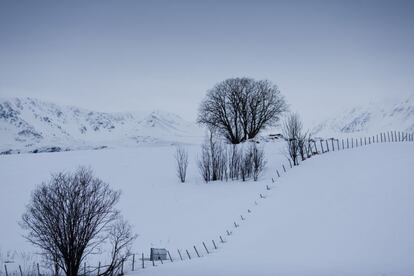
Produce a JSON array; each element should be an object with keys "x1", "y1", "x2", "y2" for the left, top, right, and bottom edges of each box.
[
  {"x1": 312, "y1": 95, "x2": 414, "y2": 137},
  {"x1": 135, "y1": 143, "x2": 414, "y2": 276},
  {"x1": 0, "y1": 97, "x2": 202, "y2": 154}
]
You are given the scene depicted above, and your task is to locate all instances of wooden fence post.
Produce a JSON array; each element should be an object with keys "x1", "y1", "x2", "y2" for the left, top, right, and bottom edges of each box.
[
  {"x1": 320, "y1": 140, "x2": 324, "y2": 153},
  {"x1": 282, "y1": 165, "x2": 286, "y2": 173},
  {"x1": 98, "y1": 262, "x2": 101, "y2": 275},
  {"x1": 325, "y1": 140, "x2": 329, "y2": 152},
  {"x1": 220, "y1": 236, "x2": 224, "y2": 243},
  {"x1": 356, "y1": 138, "x2": 358, "y2": 147},
  {"x1": 84, "y1": 262, "x2": 86, "y2": 276},
  {"x1": 132, "y1": 254, "x2": 135, "y2": 271},
  {"x1": 168, "y1": 250, "x2": 173, "y2": 262},
  {"x1": 152, "y1": 258, "x2": 155, "y2": 267},
  {"x1": 4, "y1": 264, "x2": 8, "y2": 276},
  {"x1": 331, "y1": 139, "x2": 335, "y2": 151},
  {"x1": 212, "y1": 239, "x2": 217, "y2": 249},
  {"x1": 346, "y1": 138, "x2": 349, "y2": 149},
  {"x1": 177, "y1": 249, "x2": 183, "y2": 261},
  {"x1": 194, "y1": 246, "x2": 200, "y2": 257},
  {"x1": 288, "y1": 158, "x2": 292, "y2": 168},
  {"x1": 313, "y1": 141, "x2": 318, "y2": 153},
  {"x1": 121, "y1": 259, "x2": 124, "y2": 274},
  {"x1": 37, "y1": 263, "x2": 41, "y2": 276},
  {"x1": 186, "y1": 249, "x2": 191, "y2": 260},
  {"x1": 336, "y1": 139, "x2": 340, "y2": 150},
  {"x1": 142, "y1": 253, "x2": 145, "y2": 268},
  {"x1": 203, "y1": 242, "x2": 210, "y2": 254},
  {"x1": 19, "y1": 265, "x2": 23, "y2": 276},
  {"x1": 342, "y1": 139, "x2": 344, "y2": 149}
]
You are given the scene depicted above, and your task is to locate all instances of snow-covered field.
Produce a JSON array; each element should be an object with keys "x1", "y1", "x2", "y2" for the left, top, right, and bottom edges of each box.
[
  {"x1": 133, "y1": 142, "x2": 414, "y2": 276},
  {"x1": 1, "y1": 140, "x2": 413, "y2": 275},
  {"x1": 0, "y1": 141, "x2": 287, "y2": 273}
]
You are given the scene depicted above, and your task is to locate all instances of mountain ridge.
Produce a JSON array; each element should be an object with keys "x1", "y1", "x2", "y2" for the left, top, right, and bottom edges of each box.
[
  {"x1": 312, "y1": 95, "x2": 414, "y2": 137},
  {"x1": 0, "y1": 97, "x2": 202, "y2": 154}
]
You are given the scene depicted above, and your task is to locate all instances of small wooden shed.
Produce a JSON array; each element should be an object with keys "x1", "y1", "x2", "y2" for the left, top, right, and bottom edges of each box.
[{"x1": 150, "y1": 248, "x2": 168, "y2": 261}]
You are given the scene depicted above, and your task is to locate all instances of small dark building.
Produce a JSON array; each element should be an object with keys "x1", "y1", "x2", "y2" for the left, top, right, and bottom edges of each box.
[{"x1": 150, "y1": 248, "x2": 168, "y2": 261}]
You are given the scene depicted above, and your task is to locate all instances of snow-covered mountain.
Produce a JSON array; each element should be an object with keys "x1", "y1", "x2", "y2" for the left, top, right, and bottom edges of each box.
[
  {"x1": 0, "y1": 97, "x2": 202, "y2": 154},
  {"x1": 312, "y1": 95, "x2": 414, "y2": 137}
]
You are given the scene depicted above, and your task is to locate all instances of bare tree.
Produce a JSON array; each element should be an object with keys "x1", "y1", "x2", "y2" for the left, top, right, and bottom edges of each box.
[
  {"x1": 198, "y1": 141, "x2": 211, "y2": 182},
  {"x1": 101, "y1": 218, "x2": 137, "y2": 276},
  {"x1": 283, "y1": 113, "x2": 303, "y2": 166},
  {"x1": 20, "y1": 167, "x2": 135, "y2": 276},
  {"x1": 250, "y1": 144, "x2": 266, "y2": 181},
  {"x1": 297, "y1": 131, "x2": 309, "y2": 161},
  {"x1": 228, "y1": 145, "x2": 242, "y2": 180},
  {"x1": 198, "y1": 77, "x2": 287, "y2": 144},
  {"x1": 175, "y1": 145, "x2": 189, "y2": 183}
]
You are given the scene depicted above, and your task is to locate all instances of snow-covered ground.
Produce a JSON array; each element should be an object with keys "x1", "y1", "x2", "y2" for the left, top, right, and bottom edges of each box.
[
  {"x1": 1, "y1": 138, "x2": 413, "y2": 275},
  {"x1": 0, "y1": 141, "x2": 287, "y2": 274},
  {"x1": 133, "y1": 142, "x2": 414, "y2": 276}
]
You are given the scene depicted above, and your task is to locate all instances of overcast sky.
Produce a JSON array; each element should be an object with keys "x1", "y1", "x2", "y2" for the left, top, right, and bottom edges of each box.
[{"x1": 0, "y1": 0, "x2": 413, "y2": 126}]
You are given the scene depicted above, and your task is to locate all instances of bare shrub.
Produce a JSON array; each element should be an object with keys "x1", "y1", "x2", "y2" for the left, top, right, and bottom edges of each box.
[
  {"x1": 20, "y1": 167, "x2": 136, "y2": 276},
  {"x1": 251, "y1": 144, "x2": 266, "y2": 181},
  {"x1": 103, "y1": 218, "x2": 137, "y2": 275},
  {"x1": 228, "y1": 145, "x2": 242, "y2": 180},
  {"x1": 198, "y1": 131, "x2": 229, "y2": 182},
  {"x1": 283, "y1": 113, "x2": 303, "y2": 166},
  {"x1": 175, "y1": 145, "x2": 189, "y2": 183},
  {"x1": 199, "y1": 133, "x2": 267, "y2": 182}
]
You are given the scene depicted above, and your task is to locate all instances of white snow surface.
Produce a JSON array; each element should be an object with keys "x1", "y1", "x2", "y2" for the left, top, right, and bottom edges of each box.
[
  {"x1": 0, "y1": 97, "x2": 203, "y2": 154},
  {"x1": 0, "y1": 139, "x2": 413, "y2": 275},
  {"x1": 312, "y1": 95, "x2": 414, "y2": 137},
  {"x1": 134, "y1": 143, "x2": 414, "y2": 276},
  {"x1": 0, "y1": 141, "x2": 287, "y2": 273}
]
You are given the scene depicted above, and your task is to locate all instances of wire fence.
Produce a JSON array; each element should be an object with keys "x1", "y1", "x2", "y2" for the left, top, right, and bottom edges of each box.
[{"x1": 2, "y1": 130, "x2": 413, "y2": 276}]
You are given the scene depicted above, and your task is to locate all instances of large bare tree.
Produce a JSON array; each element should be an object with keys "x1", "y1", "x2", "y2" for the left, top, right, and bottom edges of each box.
[
  {"x1": 20, "y1": 167, "x2": 136, "y2": 276},
  {"x1": 197, "y1": 77, "x2": 287, "y2": 144}
]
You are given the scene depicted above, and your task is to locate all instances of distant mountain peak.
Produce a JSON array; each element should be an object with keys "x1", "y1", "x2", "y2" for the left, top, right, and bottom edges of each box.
[
  {"x1": 0, "y1": 97, "x2": 202, "y2": 154},
  {"x1": 312, "y1": 95, "x2": 414, "y2": 137}
]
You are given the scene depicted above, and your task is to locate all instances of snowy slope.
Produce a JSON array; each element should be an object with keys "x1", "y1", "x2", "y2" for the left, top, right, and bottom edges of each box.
[
  {"x1": 134, "y1": 142, "x2": 414, "y2": 276},
  {"x1": 312, "y1": 95, "x2": 414, "y2": 137},
  {"x1": 0, "y1": 97, "x2": 202, "y2": 154},
  {"x1": 1, "y1": 139, "x2": 413, "y2": 275}
]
